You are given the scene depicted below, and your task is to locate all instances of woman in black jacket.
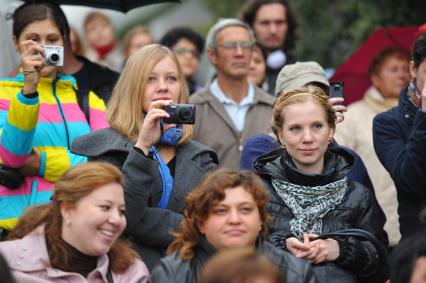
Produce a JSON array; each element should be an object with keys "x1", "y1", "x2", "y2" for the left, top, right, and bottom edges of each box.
[
  {"x1": 71, "y1": 44, "x2": 218, "y2": 270},
  {"x1": 253, "y1": 86, "x2": 388, "y2": 282},
  {"x1": 150, "y1": 169, "x2": 318, "y2": 283}
]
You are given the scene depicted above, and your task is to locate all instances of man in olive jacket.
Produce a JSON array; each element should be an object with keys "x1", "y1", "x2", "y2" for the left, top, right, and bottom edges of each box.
[{"x1": 190, "y1": 18, "x2": 274, "y2": 170}]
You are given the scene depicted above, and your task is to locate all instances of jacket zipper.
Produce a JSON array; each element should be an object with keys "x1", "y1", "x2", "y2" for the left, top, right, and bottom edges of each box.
[{"x1": 51, "y1": 80, "x2": 71, "y2": 149}]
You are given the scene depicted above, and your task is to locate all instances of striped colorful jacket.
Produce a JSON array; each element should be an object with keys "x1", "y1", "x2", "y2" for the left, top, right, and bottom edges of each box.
[{"x1": 0, "y1": 73, "x2": 109, "y2": 230}]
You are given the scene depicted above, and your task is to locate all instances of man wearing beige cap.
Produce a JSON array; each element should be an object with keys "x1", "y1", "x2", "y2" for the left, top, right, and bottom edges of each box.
[{"x1": 243, "y1": 61, "x2": 375, "y2": 194}]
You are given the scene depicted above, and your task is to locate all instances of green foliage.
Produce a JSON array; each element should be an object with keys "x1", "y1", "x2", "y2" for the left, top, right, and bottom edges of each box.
[{"x1": 201, "y1": 0, "x2": 247, "y2": 19}]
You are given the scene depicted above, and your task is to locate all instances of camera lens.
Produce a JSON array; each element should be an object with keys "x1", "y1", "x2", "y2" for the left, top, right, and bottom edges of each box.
[
  {"x1": 178, "y1": 108, "x2": 192, "y2": 122},
  {"x1": 50, "y1": 53, "x2": 59, "y2": 63}
]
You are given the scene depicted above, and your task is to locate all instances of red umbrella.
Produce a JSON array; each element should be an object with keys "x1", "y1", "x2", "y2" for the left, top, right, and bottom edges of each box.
[
  {"x1": 24, "y1": 0, "x2": 180, "y2": 13},
  {"x1": 330, "y1": 26, "x2": 417, "y2": 106}
]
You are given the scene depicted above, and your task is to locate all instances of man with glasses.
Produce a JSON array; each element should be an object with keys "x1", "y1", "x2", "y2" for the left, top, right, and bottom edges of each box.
[{"x1": 190, "y1": 19, "x2": 274, "y2": 170}]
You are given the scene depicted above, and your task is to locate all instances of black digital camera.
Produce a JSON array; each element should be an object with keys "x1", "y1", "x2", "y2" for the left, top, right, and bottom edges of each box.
[{"x1": 163, "y1": 104, "x2": 196, "y2": 124}]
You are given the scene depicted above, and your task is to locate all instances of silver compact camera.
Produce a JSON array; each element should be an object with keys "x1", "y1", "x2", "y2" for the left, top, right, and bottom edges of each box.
[{"x1": 43, "y1": 45, "x2": 64, "y2": 66}]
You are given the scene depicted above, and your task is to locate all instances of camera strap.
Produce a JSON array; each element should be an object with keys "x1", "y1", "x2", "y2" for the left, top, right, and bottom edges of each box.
[{"x1": 149, "y1": 146, "x2": 174, "y2": 209}]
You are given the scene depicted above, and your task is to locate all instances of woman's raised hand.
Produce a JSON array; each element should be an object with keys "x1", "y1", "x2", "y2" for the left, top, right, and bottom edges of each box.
[
  {"x1": 20, "y1": 40, "x2": 45, "y2": 94},
  {"x1": 135, "y1": 99, "x2": 176, "y2": 155}
]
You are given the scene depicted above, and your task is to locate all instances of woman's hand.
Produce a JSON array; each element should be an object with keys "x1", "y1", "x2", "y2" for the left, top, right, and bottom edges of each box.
[
  {"x1": 19, "y1": 148, "x2": 41, "y2": 177},
  {"x1": 307, "y1": 238, "x2": 340, "y2": 264},
  {"x1": 288, "y1": 234, "x2": 340, "y2": 264},
  {"x1": 135, "y1": 100, "x2": 176, "y2": 155},
  {"x1": 20, "y1": 40, "x2": 45, "y2": 94},
  {"x1": 329, "y1": 97, "x2": 347, "y2": 124},
  {"x1": 286, "y1": 237, "x2": 310, "y2": 257}
]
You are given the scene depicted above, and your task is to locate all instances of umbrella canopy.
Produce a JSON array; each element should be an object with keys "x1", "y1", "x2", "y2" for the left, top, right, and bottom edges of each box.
[
  {"x1": 24, "y1": 0, "x2": 180, "y2": 13},
  {"x1": 330, "y1": 26, "x2": 417, "y2": 106}
]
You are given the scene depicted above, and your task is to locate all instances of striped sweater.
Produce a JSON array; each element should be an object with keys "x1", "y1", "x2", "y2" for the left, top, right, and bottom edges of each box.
[{"x1": 0, "y1": 73, "x2": 109, "y2": 230}]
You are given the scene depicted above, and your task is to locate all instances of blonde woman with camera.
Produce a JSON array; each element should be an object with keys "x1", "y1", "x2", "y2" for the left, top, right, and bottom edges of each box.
[
  {"x1": 72, "y1": 44, "x2": 218, "y2": 270},
  {"x1": 0, "y1": 2, "x2": 108, "y2": 235}
]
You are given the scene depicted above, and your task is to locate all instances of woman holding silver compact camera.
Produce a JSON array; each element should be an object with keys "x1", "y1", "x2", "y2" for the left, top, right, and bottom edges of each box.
[
  {"x1": 0, "y1": 2, "x2": 108, "y2": 234},
  {"x1": 72, "y1": 44, "x2": 218, "y2": 270}
]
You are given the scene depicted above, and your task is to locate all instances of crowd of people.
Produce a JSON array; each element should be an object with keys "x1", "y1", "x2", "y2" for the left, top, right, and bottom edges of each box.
[{"x1": 0, "y1": 0, "x2": 425, "y2": 282}]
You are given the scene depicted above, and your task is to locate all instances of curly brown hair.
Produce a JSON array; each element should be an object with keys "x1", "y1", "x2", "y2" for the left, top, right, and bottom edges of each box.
[{"x1": 167, "y1": 169, "x2": 270, "y2": 260}]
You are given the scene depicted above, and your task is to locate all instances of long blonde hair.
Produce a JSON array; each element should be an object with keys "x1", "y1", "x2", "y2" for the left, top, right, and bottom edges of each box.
[{"x1": 107, "y1": 44, "x2": 192, "y2": 143}]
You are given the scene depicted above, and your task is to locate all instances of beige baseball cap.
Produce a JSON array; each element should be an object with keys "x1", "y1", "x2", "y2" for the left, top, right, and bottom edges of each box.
[{"x1": 275, "y1": 61, "x2": 330, "y2": 96}]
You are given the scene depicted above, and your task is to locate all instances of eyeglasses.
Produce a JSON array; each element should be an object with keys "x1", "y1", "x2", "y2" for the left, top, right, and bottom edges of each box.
[
  {"x1": 217, "y1": 41, "x2": 255, "y2": 51},
  {"x1": 173, "y1": 47, "x2": 199, "y2": 59}
]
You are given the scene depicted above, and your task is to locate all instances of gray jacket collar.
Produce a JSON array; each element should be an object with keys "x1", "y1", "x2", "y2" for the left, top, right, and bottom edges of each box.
[{"x1": 71, "y1": 127, "x2": 218, "y2": 163}]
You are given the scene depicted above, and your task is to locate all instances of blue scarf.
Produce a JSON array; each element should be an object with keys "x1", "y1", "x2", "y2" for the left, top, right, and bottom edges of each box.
[{"x1": 151, "y1": 124, "x2": 183, "y2": 208}]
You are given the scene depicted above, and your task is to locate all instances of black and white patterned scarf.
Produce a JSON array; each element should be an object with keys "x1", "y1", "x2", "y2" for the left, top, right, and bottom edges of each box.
[{"x1": 272, "y1": 177, "x2": 348, "y2": 240}]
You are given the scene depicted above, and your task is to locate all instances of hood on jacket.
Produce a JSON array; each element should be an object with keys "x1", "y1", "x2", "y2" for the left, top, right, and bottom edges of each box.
[{"x1": 253, "y1": 146, "x2": 355, "y2": 186}]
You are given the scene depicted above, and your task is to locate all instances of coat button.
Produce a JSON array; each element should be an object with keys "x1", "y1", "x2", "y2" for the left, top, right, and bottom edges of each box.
[
  {"x1": 16, "y1": 261, "x2": 21, "y2": 266},
  {"x1": 405, "y1": 114, "x2": 410, "y2": 118},
  {"x1": 18, "y1": 254, "x2": 24, "y2": 259}
]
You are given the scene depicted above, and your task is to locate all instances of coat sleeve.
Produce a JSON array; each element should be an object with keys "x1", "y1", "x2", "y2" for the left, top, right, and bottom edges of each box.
[
  {"x1": 331, "y1": 183, "x2": 389, "y2": 283},
  {"x1": 373, "y1": 109, "x2": 426, "y2": 196},
  {"x1": 0, "y1": 91, "x2": 38, "y2": 167}
]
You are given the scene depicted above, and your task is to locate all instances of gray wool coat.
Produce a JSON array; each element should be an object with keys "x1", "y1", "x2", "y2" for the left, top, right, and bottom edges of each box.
[{"x1": 71, "y1": 128, "x2": 218, "y2": 270}]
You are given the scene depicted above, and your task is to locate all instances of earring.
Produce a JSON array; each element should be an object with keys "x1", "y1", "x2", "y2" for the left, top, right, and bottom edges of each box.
[{"x1": 66, "y1": 219, "x2": 71, "y2": 227}]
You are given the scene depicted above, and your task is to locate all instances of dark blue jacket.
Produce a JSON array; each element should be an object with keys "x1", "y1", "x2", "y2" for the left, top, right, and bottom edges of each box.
[
  {"x1": 373, "y1": 88, "x2": 426, "y2": 239},
  {"x1": 240, "y1": 134, "x2": 374, "y2": 191}
]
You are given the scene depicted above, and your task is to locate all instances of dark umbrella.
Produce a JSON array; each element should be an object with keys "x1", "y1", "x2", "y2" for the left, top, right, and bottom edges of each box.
[
  {"x1": 330, "y1": 26, "x2": 417, "y2": 106},
  {"x1": 25, "y1": 0, "x2": 180, "y2": 13}
]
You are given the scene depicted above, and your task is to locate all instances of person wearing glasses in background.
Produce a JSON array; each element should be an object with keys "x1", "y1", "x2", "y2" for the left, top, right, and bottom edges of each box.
[
  {"x1": 160, "y1": 27, "x2": 204, "y2": 95},
  {"x1": 190, "y1": 19, "x2": 274, "y2": 170}
]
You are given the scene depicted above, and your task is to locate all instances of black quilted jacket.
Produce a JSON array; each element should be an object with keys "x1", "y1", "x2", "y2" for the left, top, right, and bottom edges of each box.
[{"x1": 253, "y1": 146, "x2": 389, "y2": 283}]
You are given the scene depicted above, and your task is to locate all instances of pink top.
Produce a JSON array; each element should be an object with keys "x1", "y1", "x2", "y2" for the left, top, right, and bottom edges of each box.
[{"x1": 0, "y1": 226, "x2": 149, "y2": 283}]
